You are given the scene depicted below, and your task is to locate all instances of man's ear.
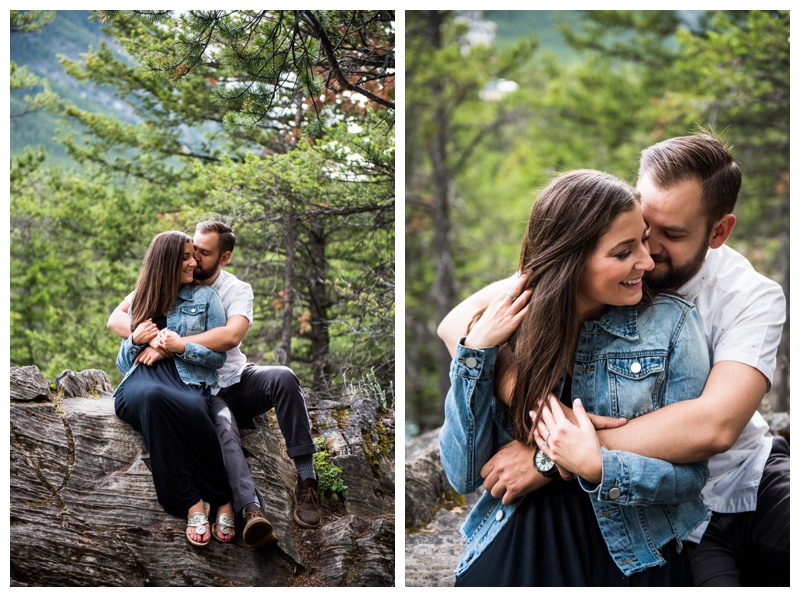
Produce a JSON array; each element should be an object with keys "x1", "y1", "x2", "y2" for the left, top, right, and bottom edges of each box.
[
  {"x1": 219, "y1": 250, "x2": 233, "y2": 267},
  {"x1": 708, "y1": 214, "x2": 736, "y2": 249}
]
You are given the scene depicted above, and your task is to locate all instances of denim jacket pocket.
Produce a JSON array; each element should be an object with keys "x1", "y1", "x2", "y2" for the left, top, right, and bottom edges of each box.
[
  {"x1": 607, "y1": 355, "x2": 665, "y2": 418},
  {"x1": 179, "y1": 304, "x2": 207, "y2": 334}
]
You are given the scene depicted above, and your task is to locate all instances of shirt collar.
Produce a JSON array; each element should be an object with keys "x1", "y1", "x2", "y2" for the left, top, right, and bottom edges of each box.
[
  {"x1": 210, "y1": 269, "x2": 228, "y2": 291},
  {"x1": 678, "y1": 247, "x2": 715, "y2": 302}
]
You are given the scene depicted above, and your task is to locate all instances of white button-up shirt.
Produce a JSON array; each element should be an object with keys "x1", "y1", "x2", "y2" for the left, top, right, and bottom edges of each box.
[{"x1": 680, "y1": 244, "x2": 785, "y2": 540}]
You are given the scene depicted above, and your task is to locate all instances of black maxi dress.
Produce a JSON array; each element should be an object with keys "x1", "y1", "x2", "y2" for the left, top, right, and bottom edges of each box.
[
  {"x1": 455, "y1": 377, "x2": 693, "y2": 587},
  {"x1": 114, "y1": 314, "x2": 232, "y2": 516}
]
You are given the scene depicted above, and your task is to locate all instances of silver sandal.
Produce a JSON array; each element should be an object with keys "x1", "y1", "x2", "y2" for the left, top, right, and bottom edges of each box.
[
  {"x1": 213, "y1": 512, "x2": 236, "y2": 543},
  {"x1": 186, "y1": 511, "x2": 210, "y2": 547}
]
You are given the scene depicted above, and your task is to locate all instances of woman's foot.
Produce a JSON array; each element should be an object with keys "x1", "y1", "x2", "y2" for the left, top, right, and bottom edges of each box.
[
  {"x1": 212, "y1": 502, "x2": 236, "y2": 543},
  {"x1": 186, "y1": 501, "x2": 210, "y2": 547}
]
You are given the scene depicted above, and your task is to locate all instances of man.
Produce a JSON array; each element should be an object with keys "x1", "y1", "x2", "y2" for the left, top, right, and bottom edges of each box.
[
  {"x1": 108, "y1": 221, "x2": 320, "y2": 547},
  {"x1": 437, "y1": 133, "x2": 788, "y2": 586}
]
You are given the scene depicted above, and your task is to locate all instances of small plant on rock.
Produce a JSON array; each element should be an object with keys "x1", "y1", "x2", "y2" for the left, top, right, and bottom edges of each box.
[{"x1": 313, "y1": 436, "x2": 349, "y2": 496}]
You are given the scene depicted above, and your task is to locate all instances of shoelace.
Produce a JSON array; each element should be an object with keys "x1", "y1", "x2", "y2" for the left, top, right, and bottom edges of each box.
[{"x1": 301, "y1": 486, "x2": 319, "y2": 508}]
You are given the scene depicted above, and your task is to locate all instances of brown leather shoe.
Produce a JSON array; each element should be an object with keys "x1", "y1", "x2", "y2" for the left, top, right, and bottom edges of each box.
[
  {"x1": 294, "y1": 476, "x2": 321, "y2": 529},
  {"x1": 242, "y1": 506, "x2": 278, "y2": 548}
]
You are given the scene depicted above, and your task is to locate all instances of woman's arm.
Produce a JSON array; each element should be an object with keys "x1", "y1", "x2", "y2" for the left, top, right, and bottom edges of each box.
[
  {"x1": 115, "y1": 319, "x2": 158, "y2": 374},
  {"x1": 439, "y1": 341, "x2": 502, "y2": 494},
  {"x1": 439, "y1": 276, "x2": 534, "y2": 493}
]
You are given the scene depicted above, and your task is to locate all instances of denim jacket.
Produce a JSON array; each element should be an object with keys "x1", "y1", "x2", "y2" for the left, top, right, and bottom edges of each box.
[
  {"x1": 439, "y1": 294, "x2": 711, "y2": 577},
  {"x1": 114, "y1": 284, "x2": 227, "y2": 388}
]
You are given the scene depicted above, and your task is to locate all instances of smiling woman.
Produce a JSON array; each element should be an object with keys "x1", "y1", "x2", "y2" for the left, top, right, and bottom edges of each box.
[
  {"x1": 438, "y1": 169, "x2": 711, "y2": 586},
  {"x1": 112, "y1": 230, "x2": 236, "y2": 547},
  {"x1": 577, "y1": 208, "x2": 654, "y2": 320}
]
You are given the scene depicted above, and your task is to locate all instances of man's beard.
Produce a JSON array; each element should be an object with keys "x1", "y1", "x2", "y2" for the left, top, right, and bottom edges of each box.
[
  {"x1": 645, "y1": 245, "x2": 707, "y2": 292},
  {"x1": 193, "y1": 260, "x2": 220, "y2": 282}
]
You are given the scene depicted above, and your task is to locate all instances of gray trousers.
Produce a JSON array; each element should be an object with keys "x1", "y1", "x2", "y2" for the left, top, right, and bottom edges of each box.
[{"x1": 210, "y1": 364, "x2": 315, "y2": 514}]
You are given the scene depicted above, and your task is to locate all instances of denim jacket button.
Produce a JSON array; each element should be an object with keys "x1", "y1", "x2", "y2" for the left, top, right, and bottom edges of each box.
[
  {"x1": 465, "y1": 357, "x2": 478, "y2": 368},
  {"x1": 630, "y1": 361, "x2": 641, "y2": 373},
  {"x1": 609, "y1": 487, "x2": 621, "y2": 499},
  {"x1": 495, "y1": 509, "x2": 504, "y2": 521}
]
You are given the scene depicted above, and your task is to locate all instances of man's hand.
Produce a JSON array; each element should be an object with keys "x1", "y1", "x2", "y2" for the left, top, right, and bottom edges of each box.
[
  {"x1": 480, "y1": 440, "x2": 550, "y2": 505},
  {"x1": 134, "y1": 346, "x2": 170, "y2": 366}
]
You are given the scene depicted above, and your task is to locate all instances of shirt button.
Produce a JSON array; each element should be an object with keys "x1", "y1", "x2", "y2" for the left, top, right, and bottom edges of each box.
[
  {"x1": 609, "y1": 487, "x2": 621, "y2": 499},
  {"x1": 191, "y1": 308, "x2": 197, "y2": 313},
  {"x1": 495, "y1": 509, "x2": 504, "y2": 521},
  {"x1": 465, "y1": 357, "x2": 478, "y2": 368},
  {"x1": 630, "y1": 361, "x2": 642, "y2": 374}
]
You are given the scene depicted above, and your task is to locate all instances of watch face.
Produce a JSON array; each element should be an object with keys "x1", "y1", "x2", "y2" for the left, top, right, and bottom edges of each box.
[{"x1": 535, "y1": 448, "x2": 555, "y2": 473}]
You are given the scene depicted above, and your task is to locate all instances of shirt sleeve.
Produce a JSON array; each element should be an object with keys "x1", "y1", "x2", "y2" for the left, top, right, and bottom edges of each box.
[
  {"x1": 712, "y1": 279, "x2": 785, "y2": 389},
  {"x1": 226, "y1": 280, "x2": 254, "y2": 327}
]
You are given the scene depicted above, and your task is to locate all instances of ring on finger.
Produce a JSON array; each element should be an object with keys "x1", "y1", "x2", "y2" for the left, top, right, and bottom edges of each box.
[
  {"x1": 504, "y1": 291, "x2": 517, "y2": 301},
  {"x1": 543, "y1": 432, "x2": 551, "y2": 448}
]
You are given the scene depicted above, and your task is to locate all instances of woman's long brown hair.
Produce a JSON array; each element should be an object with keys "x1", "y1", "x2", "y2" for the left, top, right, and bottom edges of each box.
[
  {"x1": 130, "y1": 231, "x2": 192, "y2": 332},
  {"x1": 471, "y1": 170, "x2": 642, "y2": 446}
]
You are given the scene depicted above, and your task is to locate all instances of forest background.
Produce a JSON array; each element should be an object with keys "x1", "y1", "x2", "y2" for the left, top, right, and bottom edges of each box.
[
  {"x1": 405, "y1": 10, "x2": 790, "y2": 436},
  {"x1": 9, "y1": 10, "x2": 396, "y2": 404}
]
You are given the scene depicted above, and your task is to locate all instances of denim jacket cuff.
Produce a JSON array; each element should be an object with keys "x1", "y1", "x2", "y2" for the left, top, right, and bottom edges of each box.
[
  {"x1": 180, "y1": 340, "x2": 203, "y2": 361},
  {"x1": 123, "y1": 336, "x2": 143, "y2": 356},
  {"x1": 578, "y1": 447, "x2": 625, "y2": 503},
  {"x1": 452, "y1": 338, "x2": 498, "y2": 380}
]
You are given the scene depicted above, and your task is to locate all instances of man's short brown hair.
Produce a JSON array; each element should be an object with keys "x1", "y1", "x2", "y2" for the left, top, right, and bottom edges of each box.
[
  {"x1": 639, "y1": 130, "x2": 741, "y2": 227},
  {"x1": 195, "y1": 221, "x2": 236, "y2": 254}
]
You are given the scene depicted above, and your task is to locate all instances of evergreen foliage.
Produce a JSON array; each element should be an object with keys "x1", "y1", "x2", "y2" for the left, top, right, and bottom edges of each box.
[{"x1": 10, "y1": 10, "x2": 395, "y2": 399}]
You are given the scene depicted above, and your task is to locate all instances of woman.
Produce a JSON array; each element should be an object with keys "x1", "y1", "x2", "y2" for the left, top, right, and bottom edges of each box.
[
  {"x1": 439, "y1": 170, "x2": 711, "y2": 585},
  {"x1": 114, "y1": 231, "x2": 236, "y2": 547}
]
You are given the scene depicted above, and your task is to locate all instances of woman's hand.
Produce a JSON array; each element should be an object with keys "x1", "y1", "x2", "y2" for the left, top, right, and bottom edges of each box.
[
  {"x1": 532, "y1": 396, "x2": 602, "y2": 484},
  {"x1": 463, "y1": 271, "x2": 532, "y2": 349},
  {"x1": 131, "y1": 319, "x2": 158, "y2": 346},
  {"x1": 155, "y1": 329, "x2": 186, "y2": 354}
]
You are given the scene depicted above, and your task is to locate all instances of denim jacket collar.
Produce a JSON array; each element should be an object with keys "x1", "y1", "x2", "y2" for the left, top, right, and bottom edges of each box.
[
  {"x1": 591, "y1": 305, "x2": 639, "y2": 341},
  {"x1": 177, "y1": 284, "x2": 196, "y2": 302}
]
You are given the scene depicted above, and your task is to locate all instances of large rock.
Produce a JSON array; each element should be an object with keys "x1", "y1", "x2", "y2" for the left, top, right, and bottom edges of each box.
[
  {"x1": 404, "y1": 428, "x2": 472, "y2": 587},
  {"x1": 10, "y1": 366, "x2": 394, "y2": 587}
]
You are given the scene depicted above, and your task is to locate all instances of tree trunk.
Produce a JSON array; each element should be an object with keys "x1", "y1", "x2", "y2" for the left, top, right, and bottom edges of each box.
[
  {"x1": 426, "y1": 12, "x2": 457, "y2": 414},
  {"x1": 280, "y1": 212, "x2": 298, "y2": 366},
  {"x1": 307, "y1": 214, "x2": 331, "y2": 390}
]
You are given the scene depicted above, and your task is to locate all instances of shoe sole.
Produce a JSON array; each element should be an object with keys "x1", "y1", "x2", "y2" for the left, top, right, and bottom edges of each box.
[
  {"x1": 243, "y1": 517, "x2": 277, "y2": 548},
  {"x1": 293, "y1": 511, "x2": 321, "y2": 529}
]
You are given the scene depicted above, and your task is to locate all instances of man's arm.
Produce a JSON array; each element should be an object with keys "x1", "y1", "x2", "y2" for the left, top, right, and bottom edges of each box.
[
  {"x1": 107, "y1": 299, "x2": 132, "y2": 338},
  {"x1": 597, "y1": 360, "x2": 767, "y2": 462},
  {"x1": 437, "y1": 275, "x2": 517, "y2": 357},
  {"x1": 107, "y1": 298, "x2": 248, "y2": 353},
  {"x1": 183, "y1": 315, "x2": 249, "y2": 353}
]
